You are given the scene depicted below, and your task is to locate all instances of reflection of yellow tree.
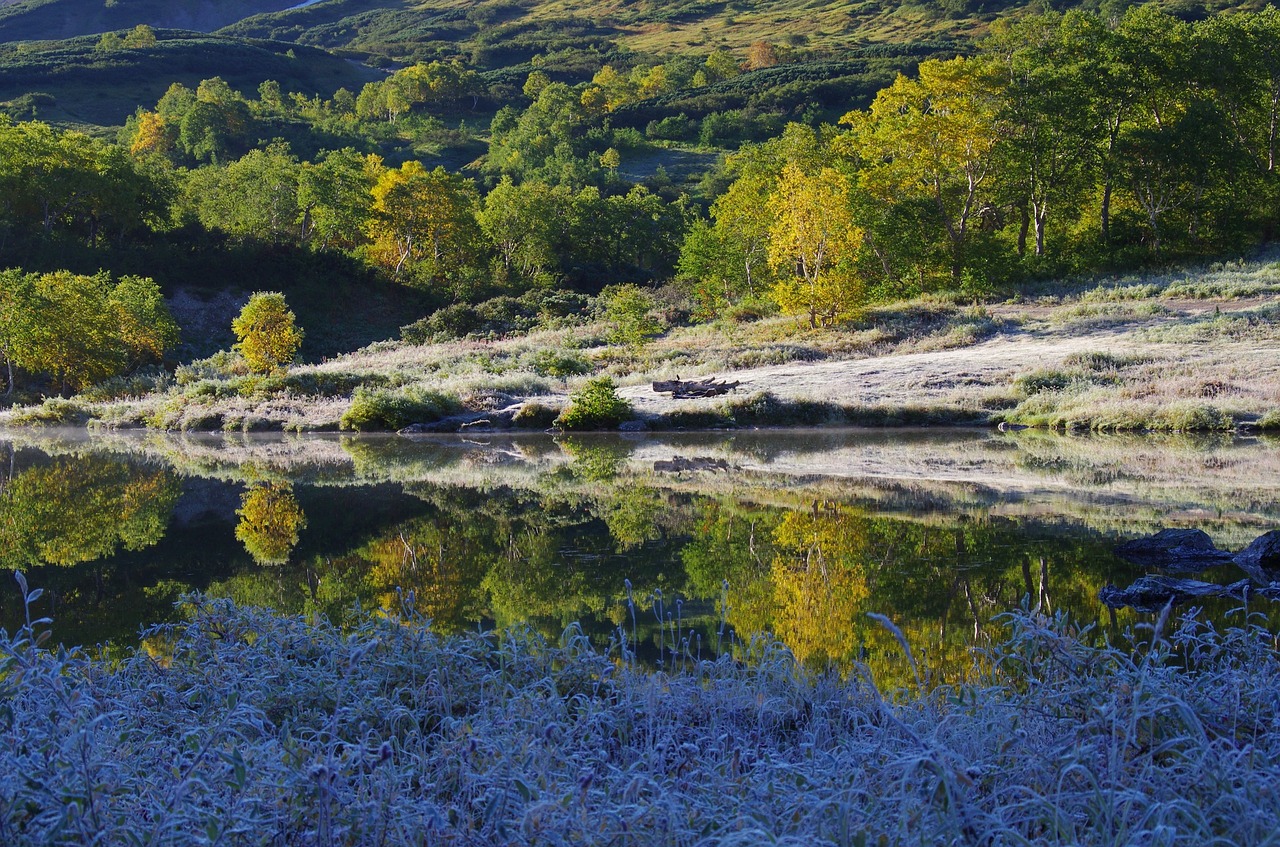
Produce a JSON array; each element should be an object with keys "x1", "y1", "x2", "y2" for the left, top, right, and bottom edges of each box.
[
  {"x1": 0, "y1": 456, "x2": 181, "y2": 567},
  {"x1": 769, "y1": 509, "x2": 871, "y2": 666},
  {"x1": 362, "y1": 521, "x2": 485, "y2": 633},
  {"x1": 235, "y1": 483, "x2": 306, "y2": 565}
]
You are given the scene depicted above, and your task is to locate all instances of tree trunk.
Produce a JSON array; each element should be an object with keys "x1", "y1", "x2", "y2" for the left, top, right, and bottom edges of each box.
[
  {"x1": 1100, "y1": 181, "x2": 1112, "y2": 244},
  {"x1": 1017, "y1": 202, "x2": 1029, "y2": 256}
]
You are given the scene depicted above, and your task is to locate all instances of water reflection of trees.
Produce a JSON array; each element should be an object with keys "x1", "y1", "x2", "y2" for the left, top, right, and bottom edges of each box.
[
  {"x1": 235, "y1": 482, "x2": 307, "y2": 565},
  {"x1": 201, "y1": 478, "x2": 1141, "y2": 685},
  {"x1": 0, "y1": 448, "x2": 185, "y2": 647},
  {"x1": 0, "y1": 442, "x2": 1169, "y2": 681},
  {"x1": 0, "y1": 454, "x2": 181, "y2": 569}
]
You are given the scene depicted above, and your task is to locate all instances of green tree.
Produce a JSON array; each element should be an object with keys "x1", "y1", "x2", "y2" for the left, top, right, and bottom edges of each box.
[
  {"x1": 601, "y1": 283, "x2": 660, "y2": 351},
  {"x1": 298, "y1": 148, "x2": 382, "y2": 251},
  {"x1": 232, "y1": 292, "x2": 303, "y2": 374},
  {"x1": 184, "y1": 143, "x2": 303, "y2": 243},
  {"x1": 0, "y1": 269, "x2": 176, "y2": 393},
  {"x1": 477, "y1": 176, "x2": 566, "y2": 286},
  {"x1": 848, "y1": 57, "x2": 1005, "y2": 287},
  {"x1": 108, "y1": 275, "x2": 180, "y2": 369},
  {"x1": 15, "y1": 271, "x2": 127, "y2": 393}
]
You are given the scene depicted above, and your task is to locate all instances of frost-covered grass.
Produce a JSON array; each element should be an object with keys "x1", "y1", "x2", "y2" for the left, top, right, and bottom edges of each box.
[{"x1": 3, "y1": 584, "x2": 1280, "y2": 846}]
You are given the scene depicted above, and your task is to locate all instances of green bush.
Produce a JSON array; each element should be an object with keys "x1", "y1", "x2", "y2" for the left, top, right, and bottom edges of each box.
[
  {"x1": 553, "y1": 377, "x2": 632, "y2": 430},
  {"x1": 9, "y1": 398, "x2": 91, "y2": 426},
  {"x1": 1013, "y1": 369, "x2": 1078, "y2": 395},
  {"x1": 1152, "y1": 403, "x2": 1235, "y2": 432},
  {"x1": 512, "y1": 400, "x2": 560, "y2": 428},
  {"x1": 524, "y1": 349, "x2": 592, "y2": 378},
  {"x1": 78, "y1": 367, "x2": 172, "y2": 402},
  {"x1": 340, "y1": 386, "x2": 461, "y2": 431},
  {"x1": 1256, "y1": 409, "x2": 1280, "y2": 431},
  {"x1": 174, "y1": 350, "x2": 249, "y2": 385}
]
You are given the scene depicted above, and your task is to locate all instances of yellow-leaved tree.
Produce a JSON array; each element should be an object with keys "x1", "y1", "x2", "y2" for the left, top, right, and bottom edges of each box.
[
  {"x1": 766, "y1": 163, "x2": 863, "y2": 327},
  {"x1": 366, "y1": 161, "x2": 481, "y2": 282},
  {"x1": 232, "y1": 291, "x2": 302, "y2": 374},
  {"x1": 845, "y1": 56, "x2": 1004, "y2": 288},
  {"x1": 235, "y1": 482, "x2": 307, "y2": 565}
]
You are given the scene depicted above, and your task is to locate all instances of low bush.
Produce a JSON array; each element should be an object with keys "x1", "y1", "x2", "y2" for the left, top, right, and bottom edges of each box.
[
  {"x1": 78, "y1": 367, "x2": 172, "y2": 402},
  {"x1": 523, "y1": 348, "x2": 592, "y2": 379},
  {"x1": 340, "y1": 385, "x2": 461, "y2": 431},
  {"x1": 8, "y1": 398, "x2": 91, "y2": 426},
  {"x1": 174, "y1": 350, "x2": 249, "y2": 386},
  {"x1": 554, "y1": 377, "x2": 632, "y2": 430}
]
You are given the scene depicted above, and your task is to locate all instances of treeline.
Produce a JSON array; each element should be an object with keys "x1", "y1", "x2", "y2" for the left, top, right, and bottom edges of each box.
[
  {"x1": 681, "y1": 5, "x2": 1280, "y2": 323},
  {"x1": 6, "y1": 3, "x2": 1280, "y2": 359}
]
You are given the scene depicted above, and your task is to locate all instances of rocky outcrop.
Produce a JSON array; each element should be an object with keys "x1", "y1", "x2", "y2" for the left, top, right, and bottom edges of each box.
[
  {"x1": 1114, "y1": 528, "x2": 1234, "y2": 571},
  {"x1": 1099, "y1": 576, "x2": 1276, "y2": 612},
  {"x1": 1233, "y1": 530, "x2": 1280, "y2": 584}
]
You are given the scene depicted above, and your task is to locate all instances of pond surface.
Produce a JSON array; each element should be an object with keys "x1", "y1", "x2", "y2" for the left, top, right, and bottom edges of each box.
[{"x1": 1, "y1": 427, "x2": 1278, "y2": 684}]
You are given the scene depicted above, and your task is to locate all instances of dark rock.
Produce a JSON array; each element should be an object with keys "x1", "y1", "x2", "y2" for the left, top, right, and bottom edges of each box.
[
  {"x1": 618, "y1": 420, "x2": 647, "y2": 432},
  {"x1": 1114, "y1": 528, "x2": 1233, "y2": 572},
  {"x1": 1234, "y1": 530, "x2": 1280, "y2": 583},
  {"x1": 1099, "y1": 575, "x2": 1267, "y2": 612}
]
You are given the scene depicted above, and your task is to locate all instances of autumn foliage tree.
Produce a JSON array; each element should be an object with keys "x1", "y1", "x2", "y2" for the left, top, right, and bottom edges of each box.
[
  {"x1": 767, "y1": 164, "x2": 863, "y2": 327},
  {"x1": 232, "y1": 292, "x2": 303, "y2": 374},
  {"x1": 236, "y1": 482, "x2": 307, "y2": 565}
]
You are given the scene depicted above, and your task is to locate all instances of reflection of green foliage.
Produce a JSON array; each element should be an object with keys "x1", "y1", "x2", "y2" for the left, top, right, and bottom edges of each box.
[
  {"x1": 600, "y1": 487, "x2": 666, "y2": 552},
  {"x1": 560, "y1": 436, "x2": 624, "y2": 481},
  {"x1": 358, "y1": 517, "x2": 488, "y2": 633},
  {"x1": 235, "y1": 482, "x2": 307, "y2": 565},
  {"x1": 0, "y1": 454, "x2": 181, "y2": 567}
]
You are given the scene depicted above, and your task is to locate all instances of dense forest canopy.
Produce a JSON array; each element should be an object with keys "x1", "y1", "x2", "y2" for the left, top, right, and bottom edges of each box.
[{"x1": 1, "y1": 0, "x2": 1279, "y2": 394}]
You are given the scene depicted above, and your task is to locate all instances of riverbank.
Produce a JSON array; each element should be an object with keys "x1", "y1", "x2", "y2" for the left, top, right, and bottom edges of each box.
[
  {"x1": 5, "y1": 258, "x2": 1280, "y2": 434},
  {"x1": 2, "y1": 593, "x2": 1277, "y2": 846}
]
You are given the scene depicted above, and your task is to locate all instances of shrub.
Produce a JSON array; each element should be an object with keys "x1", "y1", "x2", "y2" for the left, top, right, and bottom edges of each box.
[
  {"x1": 600, "y1": 284, "x2": 661, "y2": 350},
  {"x1": 1256, "y1": 409, "x2": 1280, "y2": 431},
  {"x1": 1013, "y1": 369, "x2": 1078, "y2": 395},
  {"x1": 9, "y1": 398, "x2": 90, "y2": 426},
  {"x1": 78, "y1": 367, "x2": 172, "y2": 402},
  {"x1": 174, "y1": 350, "x2": 249, "y2": 385},
  {"x1": 340, "y1": 386, "x2": 461, "y2": 431},
  {"x1": 524, "y1": 349, "x2": 592, "y2": 378},
  {"x1": 554, "y1": 377, "x2": 632, "y2": 430},
  {"x1": 232, "y1": 292, "x2": 304, "y2": 374},
  {"x1": 512, "y1": 401, "x2": 560, "y2": 428}
]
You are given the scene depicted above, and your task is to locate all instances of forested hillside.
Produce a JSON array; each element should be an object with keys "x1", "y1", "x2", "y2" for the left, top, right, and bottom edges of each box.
[{"x1": 1, "y1": 0, "x2": 1279, "y2": 410}]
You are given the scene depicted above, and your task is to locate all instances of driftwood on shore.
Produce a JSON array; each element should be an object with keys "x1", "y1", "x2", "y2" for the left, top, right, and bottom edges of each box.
[{"x1": 652, "y1": 376, "x2": 741, "y2": 399}]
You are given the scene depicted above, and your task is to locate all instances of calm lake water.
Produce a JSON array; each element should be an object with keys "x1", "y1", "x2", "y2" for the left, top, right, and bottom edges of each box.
[{"x1": 2, "y1": 427, "x2": 1278, "y2": 683}]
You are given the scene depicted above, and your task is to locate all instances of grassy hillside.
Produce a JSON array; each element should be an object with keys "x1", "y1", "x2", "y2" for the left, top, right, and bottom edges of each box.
[
  {"x1": 0, "y1": 30, "x2": 381, "y2": 128},
  {"x1": 220, "y1": 0, "x2": 997, "y2": 65},
  {"x1": 0, "y1": 0, "x2": 297, "y2": 42}
]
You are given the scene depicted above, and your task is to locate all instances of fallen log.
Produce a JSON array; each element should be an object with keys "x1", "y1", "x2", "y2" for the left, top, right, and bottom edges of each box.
[{"x1": 652, "y1": 376, "x2": 742, "y2": 399}]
